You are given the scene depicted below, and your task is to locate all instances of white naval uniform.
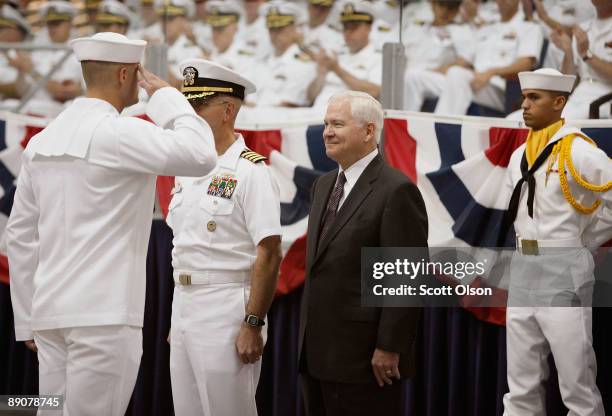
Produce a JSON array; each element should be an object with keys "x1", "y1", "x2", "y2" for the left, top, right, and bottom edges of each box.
[
  {"x1": 168, "y1": 34, "x2": 205, "y2": 80},
  {"x1": 237, "y1": 16, "x2": 272, "y2": 58},
  {"x1": 434, "y1": 12, "x2": 543, "y2": 115},
  {"x1": 312, "y1": 42, "x2": 381, "y2": 108},
  {"x1": 210, "y1": 39, "x2": 259, "y2": 83},
  {"x1": 540, "y1": 0, "x2": 597, "y2": 71},
  {"x1": 7, "y1": 87, "x2": 217, "y2": 416},
  {"x1": 28, "y1": 45, "x2": 83, "y2": 117},
  {"x1": 167, "y1": 134, "x2": 281, "y2": 416},
  {"x1": 503, "y1": 124, "x2": 611, "y2": 416},
  {"x1": 563, "y1": 16, "x2": 612, "y2": 119},
  {"x1": 302, "y1": 22, "x2": 344, "y2": 54},
  {"x1": 253, "y1": 43, "x2": 317, "y2": 107},
  {"x1": 192, "y1": 20, "x2": 213, "y2": 52},
  {"x1": 0, "y1": 52, "x2": 18, "y2": 100},
  {"x1": 402, "y1": 22, "x2": 475, "y2": 111}
]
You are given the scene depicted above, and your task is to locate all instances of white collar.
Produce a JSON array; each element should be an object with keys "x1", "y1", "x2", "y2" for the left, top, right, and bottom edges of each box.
[
  {"x1": 218, "y1": 133, "x2": 245, "y2": 170},
  {"x1": 340, "y1": 148, "x2": 378, "y2": 187}
]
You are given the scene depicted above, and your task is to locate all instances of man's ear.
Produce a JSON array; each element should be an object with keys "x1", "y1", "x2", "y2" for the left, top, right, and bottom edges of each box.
[
  {"x1": 553, "y1": 94, "x2": 567, "y2": 112},
  {"x1": 224, "y1": 101, "x2": 235, "y2": 122},
  {"x1": 365, "y1": 122, "x2": 375, "y2": 142},
  {"x1": 118, "y1": 66, "x2": 129, "y2": 85}
]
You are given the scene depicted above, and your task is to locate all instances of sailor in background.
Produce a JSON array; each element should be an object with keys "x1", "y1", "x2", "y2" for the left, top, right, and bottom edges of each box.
[
  {"x1": 251, "y1": 1, "x2": 317, "y2": 107},
  {"x1": 307, "y1": 0, "x2": 382, "y2": 107},
  {"x1": 168, "y1": 59, "x2": 282, "y2": 416},
  {"x1": 501, "y1": 68, "x2": 611, "y2": 416}
]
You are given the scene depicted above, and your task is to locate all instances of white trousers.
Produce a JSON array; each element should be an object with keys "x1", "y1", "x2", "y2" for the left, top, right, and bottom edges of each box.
[
  {"x1": 170, "y1": 283, "x2": 266, "y2": 416},
  {"x1": 503, "y1": 307, "x2": 604, "y2": 416},
  {"x1": 403, "y1": 69, "x2": 446, "y2": 111},
  {"x1": 34, "y1": 325, "x2": 142, "y2": 416},
  {"x1": 434, "y1": 66, "x2": 506, "y2": 115}
]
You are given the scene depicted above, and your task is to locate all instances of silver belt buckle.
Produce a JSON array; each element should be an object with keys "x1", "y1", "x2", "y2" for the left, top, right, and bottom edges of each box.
[
  {"x1": 179, "y1": 273, "x2": 192, "y2": 285},
  {"x1": 520, "y1": 239, "x2": 539, "y2": 256}
]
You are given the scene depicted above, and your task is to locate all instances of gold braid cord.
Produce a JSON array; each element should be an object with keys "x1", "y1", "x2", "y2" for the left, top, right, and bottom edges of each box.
[{"x1": 557, "y1": 134, "x2": 612, "y2": 214}]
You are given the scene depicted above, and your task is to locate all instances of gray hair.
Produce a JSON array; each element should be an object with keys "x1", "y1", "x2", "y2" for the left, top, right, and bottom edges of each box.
[{"x1": 328, "y1": 90, "x2": 384, "y2": 143}]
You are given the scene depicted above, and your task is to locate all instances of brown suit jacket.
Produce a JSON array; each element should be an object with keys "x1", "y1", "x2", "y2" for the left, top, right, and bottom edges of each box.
[{"x1": 298, "y1": 154, "x2": 428, "y2": 383}]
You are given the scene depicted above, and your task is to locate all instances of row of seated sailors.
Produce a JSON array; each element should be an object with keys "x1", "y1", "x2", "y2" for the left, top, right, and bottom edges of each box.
[{"x1": 0, "y1": 0, "x2": 609, "y2": 120}]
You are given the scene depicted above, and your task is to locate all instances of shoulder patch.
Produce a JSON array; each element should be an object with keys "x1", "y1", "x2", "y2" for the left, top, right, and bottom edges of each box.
[{"x1": 240, "y1": 148, "x2": 267, "y2": 164}]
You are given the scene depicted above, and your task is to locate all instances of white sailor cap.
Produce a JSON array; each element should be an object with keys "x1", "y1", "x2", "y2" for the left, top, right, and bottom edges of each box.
[
  {"x1": 179, "y1": 58, "x2": 256, "y2": 101},
  {"x1": 70, "y1": 32, "x2": 147, "y2": 63},
  {"x1": 518, "y1": 68, "x2": 577, "y2": 93},
  {"x1": 262, "y1": 1, "x2": 306, "y2": 29},
  {"x1": 0, "y1": 5, "x2": 31, "y2": 34},
  {"x1": 155, "y1": 0, "x2": 195, "y2": 19},
  {"x1": 338, "y1": 0, "x2": 376, "y2": 24},
  {"x1": 206, "y1": 0, "x2": 242, "y2": 27},
  {"x1": 39, "y1": 1, "x2": 77, "y2": 22},
  {"x1": 96, "y1": 0, "x2": 133, "y2": 26}
]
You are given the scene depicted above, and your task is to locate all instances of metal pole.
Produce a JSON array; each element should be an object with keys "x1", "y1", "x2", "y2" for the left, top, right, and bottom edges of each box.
[
  {"x1": 145, "y1": 43, "x2": 169, "y2": 80},
  {"x1": 379, "y1": 6, "x2": 407, "y2": 158},
  {"x1": 380, "y1": 42, "x2": 406, "y2": 111}
]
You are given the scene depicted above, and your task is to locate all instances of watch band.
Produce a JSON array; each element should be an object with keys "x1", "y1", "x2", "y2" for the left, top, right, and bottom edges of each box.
[{"x1": 244, "y1": 314, "x2": 265, "y2": 327}]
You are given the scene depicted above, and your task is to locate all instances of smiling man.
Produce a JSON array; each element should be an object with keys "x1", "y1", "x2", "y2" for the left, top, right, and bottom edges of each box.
[
  {"x1": 501, "y1": 68, "x2": 611, "y2": 415},
  {"x1": 298, "y1": 91, "x2": 427, "y2": 416}
]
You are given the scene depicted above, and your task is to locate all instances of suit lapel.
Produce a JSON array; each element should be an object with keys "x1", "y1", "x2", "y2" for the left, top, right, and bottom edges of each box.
[
  {"x1": 306, "y1": 171, "x2": 337, "y2": 267},
  {"x1": 313, "y1": 156, "x2": 383, "y2": 265}
]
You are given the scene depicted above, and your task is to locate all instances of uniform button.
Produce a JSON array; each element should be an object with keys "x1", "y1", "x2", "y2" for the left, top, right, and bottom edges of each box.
[
  {"x1": 207, "y1": 220, "x2": 217, "y2": 232},
  {"x1": 213, "y1": 200, "x2": 218, "y2": 205}
]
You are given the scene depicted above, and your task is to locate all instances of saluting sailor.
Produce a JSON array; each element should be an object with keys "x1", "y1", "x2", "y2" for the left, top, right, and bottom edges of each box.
[
  {"x1": 500, "y1": 68, "x2": 611, "y2": 416},
  {"x1": 168, "y1": 59, "x2": 282, "y2": 416},
  {"x1": 6, "y1": 32, "x2": 217, "y2": 416}
]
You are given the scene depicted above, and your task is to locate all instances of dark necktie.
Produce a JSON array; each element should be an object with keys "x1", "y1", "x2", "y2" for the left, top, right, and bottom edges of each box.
[
  {"x1": 319, "y1": 172, "x2": 346, "y2": 243},
  {"x1": 497, "y1": 141, "x2": 556, "y2": 246}
]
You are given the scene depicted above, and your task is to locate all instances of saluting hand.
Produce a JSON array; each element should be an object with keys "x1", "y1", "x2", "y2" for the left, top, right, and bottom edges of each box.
[
  {"x1": 137, "y1": 65, "x2": 171, "y2": 97},
  {"x1": 235, "y1": 324, "x2": 264, "y2": 364}
]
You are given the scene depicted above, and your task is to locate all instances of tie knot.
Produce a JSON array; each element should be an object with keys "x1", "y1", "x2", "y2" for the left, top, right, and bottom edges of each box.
[{"x1": 337, "y1": 171, "x2": 346, "y2": 186}]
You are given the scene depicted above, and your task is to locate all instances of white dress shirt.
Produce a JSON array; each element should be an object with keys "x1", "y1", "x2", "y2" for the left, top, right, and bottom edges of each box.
[{"x1": 338, "y1": 148, "x2": 378, "y2": 209}]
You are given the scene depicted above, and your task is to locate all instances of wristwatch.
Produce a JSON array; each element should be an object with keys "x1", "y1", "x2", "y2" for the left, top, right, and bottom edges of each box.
[
  {"x1": 244, "y1": 314, "x2": 265, "y2": 327},
  {"x1": 582, "y1": 50, "x2": 593, "y2": 62}
]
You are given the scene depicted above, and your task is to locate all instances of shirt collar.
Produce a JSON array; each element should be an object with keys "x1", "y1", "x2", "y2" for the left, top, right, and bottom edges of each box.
[
  {"x1": 340, "y1": 148, "x2": 378, "y2": 188},
  {"x1": 71, "y1": 97, "x2": 119, "y2": 115},
  {"x1": 218, "y1": 133, "x2": 245, "y2": 171}
]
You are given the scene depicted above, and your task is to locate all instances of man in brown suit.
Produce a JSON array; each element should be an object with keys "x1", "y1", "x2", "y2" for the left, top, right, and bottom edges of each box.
[{"x1": 298, "y1": 90, "x2": 428, "y2": 415}]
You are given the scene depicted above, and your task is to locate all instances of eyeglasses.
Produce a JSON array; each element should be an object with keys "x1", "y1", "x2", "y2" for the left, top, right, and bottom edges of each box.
[{"x1": 198, "y1": 99, "x2": 230, "y2": 110}]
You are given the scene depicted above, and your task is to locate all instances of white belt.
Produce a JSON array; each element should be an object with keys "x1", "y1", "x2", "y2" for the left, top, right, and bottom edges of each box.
[
  {"x1": 516, "y1": 236, "x2": 583, "y2": 255},
  {"x1": 173, "y1": 270, "x2": 250, "y2": 286}
]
